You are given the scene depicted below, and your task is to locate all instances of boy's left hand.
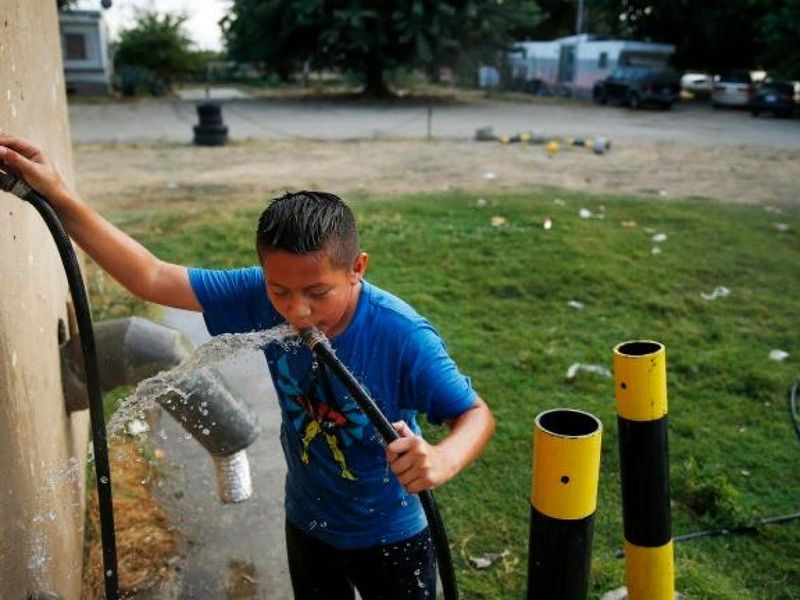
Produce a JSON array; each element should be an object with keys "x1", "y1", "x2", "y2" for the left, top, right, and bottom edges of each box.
[{"x1": 386, "y1": 421, "x2": 457, "y2": 494}]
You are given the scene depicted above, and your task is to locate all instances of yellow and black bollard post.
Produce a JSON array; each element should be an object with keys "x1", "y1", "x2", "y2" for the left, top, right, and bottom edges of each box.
[
  {"x1": 528, "y1": 408, "x2": 602, "y2": 599},
  {"x1": 613, "y1": 341, "x2": 674, "y2": 600}
]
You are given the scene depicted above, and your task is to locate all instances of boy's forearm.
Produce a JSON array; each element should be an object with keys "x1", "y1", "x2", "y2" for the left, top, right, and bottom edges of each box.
[
  {"x1": 438, "y1": 396, "x2": 495, "y2": 478},
  {"x1": 49, "y1": 189, "x2": 201, "y2": 311}
]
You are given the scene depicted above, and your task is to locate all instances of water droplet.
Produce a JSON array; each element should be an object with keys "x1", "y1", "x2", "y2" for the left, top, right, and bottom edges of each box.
[{"x1": 99, "y1": 476, "x2": 109, "y2": 484}]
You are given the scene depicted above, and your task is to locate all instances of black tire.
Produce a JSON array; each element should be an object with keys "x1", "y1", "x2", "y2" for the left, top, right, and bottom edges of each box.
[
  {"x1": 193, "y1": 124, "x2": 229, "y2": 146},
  {"x1": 751, "y1": 110, "x2": 759, "y2": 117},
  {"x1": 659, "y1": 101, "x2": 673, "y2": 111},
  {"x1": 593, "y1": 86, "x2": 608, "y2": 105}
]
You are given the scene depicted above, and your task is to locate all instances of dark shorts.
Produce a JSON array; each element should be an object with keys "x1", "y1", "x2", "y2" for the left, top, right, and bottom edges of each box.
[{"x1": 285, "y1": 520, "x2": 437, "y2": 599}]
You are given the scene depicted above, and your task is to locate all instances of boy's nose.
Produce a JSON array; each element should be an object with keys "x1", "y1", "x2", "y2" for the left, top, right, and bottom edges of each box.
[{"x1": 288, "y1": 300, "x2": 312, "y2": 321}]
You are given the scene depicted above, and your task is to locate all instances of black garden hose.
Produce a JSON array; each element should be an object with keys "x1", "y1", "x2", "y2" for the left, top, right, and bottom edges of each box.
[
  {"x1": 299, "y1": 327, "x2": 459, "y2": 600},
  {"x1": 1, "y1": 169, "x2": 119, "y2": 599}
]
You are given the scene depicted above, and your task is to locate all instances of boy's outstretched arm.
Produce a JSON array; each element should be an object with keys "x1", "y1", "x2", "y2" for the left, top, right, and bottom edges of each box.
[
  {"x1": 386, "y1": 397, "x2": 495, "y2": 494},
  {"x1": 0, "y1": 134, "x2": 201, "y2": 311}
]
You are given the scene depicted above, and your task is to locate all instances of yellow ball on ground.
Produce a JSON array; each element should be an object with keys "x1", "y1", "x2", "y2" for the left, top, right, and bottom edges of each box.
[{"x1": 546, "y1": 140, "x2": 560, "y2": 156}]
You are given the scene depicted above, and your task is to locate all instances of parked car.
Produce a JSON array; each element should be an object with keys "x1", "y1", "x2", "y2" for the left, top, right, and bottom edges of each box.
[
  {"x1": 681, "y1": 72, "x2": 712, "y2": 99},
  {"x1": 711, "y1": 70, "x2": 754, "y2": 108},
  {"x1": 593, "y1": 65, "x2": 680, "y2": 110},
  {"x1": 751, "y1": 80, "x2": 800, "y2": 117}
]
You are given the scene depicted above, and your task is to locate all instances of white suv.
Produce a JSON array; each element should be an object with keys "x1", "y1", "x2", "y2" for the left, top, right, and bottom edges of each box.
[{"x1": 711, "y1": 70, "x2": 754, "y2": 108}]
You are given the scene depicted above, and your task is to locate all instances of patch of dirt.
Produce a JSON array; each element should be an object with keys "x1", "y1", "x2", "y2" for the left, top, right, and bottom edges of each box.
[
  {"x1": 82, "y1": 440, "x2": 179, "y2": 599},
  {"x1": 73, "y1": 138, "x2": 800, "y2": 213}
]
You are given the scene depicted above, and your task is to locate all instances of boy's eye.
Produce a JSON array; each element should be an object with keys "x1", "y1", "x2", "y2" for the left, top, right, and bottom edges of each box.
[
  {"x1": 270, "y1": 286, "x2": 288, "y2": 296},
  {"x1": 309, "y1": 288, "x2": 331, "y2": 298}
]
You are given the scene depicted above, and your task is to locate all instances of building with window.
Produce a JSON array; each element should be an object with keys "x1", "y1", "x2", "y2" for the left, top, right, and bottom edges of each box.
[{"x1": 59, "y1": 9, "x2": 112, "y2": 95}]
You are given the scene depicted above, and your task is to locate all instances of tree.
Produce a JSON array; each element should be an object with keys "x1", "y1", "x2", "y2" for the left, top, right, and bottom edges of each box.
[
  {"x1": 222, "y1": 0, "x2": 540, "y2": 96},
  {"x1": 758, "y1": 0, "x2": 800, "y2": 78},
  {"x1": 114, "y1": 9, "x2": 196, "y2": 95},
  {"x1": 529, "y1": 1, "x2": 795, "y2": 74}
]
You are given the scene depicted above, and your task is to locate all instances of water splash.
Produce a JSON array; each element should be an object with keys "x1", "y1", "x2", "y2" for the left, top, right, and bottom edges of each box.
[{"x1": 107, "y1": 325, "x2": 298, "y2": 437}]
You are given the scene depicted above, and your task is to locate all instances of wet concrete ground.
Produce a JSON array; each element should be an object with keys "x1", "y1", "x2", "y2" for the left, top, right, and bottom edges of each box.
[{"x1": 141, "y1": 308, "x2": 292, "y2": 600}]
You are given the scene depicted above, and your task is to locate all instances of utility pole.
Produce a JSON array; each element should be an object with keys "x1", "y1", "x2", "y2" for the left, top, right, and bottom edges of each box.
[{"x1": 576, "y1": 0, "x2": 585, "y2": 35}]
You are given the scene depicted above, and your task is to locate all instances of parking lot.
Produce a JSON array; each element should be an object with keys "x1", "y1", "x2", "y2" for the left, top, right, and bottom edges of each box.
[
  {"x1": 70, "y1": 95, "x2": 800, "y2": 211},
  {"x1": 70, "y1": 95, "x2": 800, "y2": 148}
]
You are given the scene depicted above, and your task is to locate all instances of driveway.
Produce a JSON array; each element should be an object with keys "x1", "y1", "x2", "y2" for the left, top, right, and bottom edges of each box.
[{"x1": 69, "y1": 96, "x2": 800, "y2": 149}]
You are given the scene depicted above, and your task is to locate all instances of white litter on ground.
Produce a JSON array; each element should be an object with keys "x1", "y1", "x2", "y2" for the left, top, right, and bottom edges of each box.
[
  {"x1": 701, "y1": 286, "x2": 731, "y2": 301},
  {"x1": 769, "y1": 349, "x2": 789, "y2": 362},
  {"x1": 565, "y1": 363, "x2": 612, "y2": 380}
]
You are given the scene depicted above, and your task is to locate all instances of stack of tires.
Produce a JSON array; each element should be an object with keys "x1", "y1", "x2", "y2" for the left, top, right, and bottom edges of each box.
[{"x1": 193, "y1": 102, "x2": 229, "y2": 146}]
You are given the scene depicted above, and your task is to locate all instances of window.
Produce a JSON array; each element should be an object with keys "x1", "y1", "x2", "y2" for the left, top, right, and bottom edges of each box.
[
  {"x1": 64, "y1": 33, "x2": 87, "y2": 61},
  {"x1": 598, "y1": 52, "x2": 608, "y2": 69}
]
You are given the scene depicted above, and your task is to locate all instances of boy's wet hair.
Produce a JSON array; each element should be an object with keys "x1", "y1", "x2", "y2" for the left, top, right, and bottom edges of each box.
[{"x1": 256, "y1": 191, "x2": 359, "y2": 267}]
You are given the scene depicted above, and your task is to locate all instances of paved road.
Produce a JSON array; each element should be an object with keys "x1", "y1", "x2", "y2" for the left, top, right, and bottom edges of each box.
[{"x1": 69, "y1": 97, "x2": 800, "y2": 149}]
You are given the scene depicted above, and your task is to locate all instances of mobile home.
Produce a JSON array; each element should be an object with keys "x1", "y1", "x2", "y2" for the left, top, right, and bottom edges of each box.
[
  {"x1": 59, "y1": 9, "x2": 112, "y2": 95},
  {"x1": 509, "y1": 34, "x2": 675, "y2": 96}
]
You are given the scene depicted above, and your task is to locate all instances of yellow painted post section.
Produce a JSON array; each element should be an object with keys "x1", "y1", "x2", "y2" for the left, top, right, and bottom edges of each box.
[
  {"x1": 613, "y1": 341, "x2": 667, "y2": 421},
  {"x1": 531, "y1": 410, "x2": 602, "y2": 520},
  {"x1": 614, "y1": 340, "x2": 674, "y2": 600},
  {"x1": 624, "y1": 541, "x2": 675, "y2": 600}
]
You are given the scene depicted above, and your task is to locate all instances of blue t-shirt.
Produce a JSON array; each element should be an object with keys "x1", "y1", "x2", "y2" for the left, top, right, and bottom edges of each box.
[{"x1": 188, "y1": 266, "x2": 476, "y2": 549}]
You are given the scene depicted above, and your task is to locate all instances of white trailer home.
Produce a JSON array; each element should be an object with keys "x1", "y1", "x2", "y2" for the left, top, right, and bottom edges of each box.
[
  {"x1": 59, "y1": 9, "x2": 112, "y2": 95},
  {"x1": 509, "y1": 34, "x2": 675, "y2": 97}
]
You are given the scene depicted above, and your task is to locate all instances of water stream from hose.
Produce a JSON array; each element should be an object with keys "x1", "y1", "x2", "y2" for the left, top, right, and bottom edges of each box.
[{"x1": 107, "y1": 324, "x2": 298, "y2": 438}]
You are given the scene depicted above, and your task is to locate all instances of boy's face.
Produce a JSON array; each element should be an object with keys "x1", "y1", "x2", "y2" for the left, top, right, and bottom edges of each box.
[{"x1": 260, "y1": 248, "x2": 368, "y2": 338}]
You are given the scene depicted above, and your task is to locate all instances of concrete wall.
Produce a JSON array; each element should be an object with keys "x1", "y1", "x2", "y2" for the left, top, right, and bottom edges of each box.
[{"x1": 0, "y1": 2, "x2": 89, "y2": 599}]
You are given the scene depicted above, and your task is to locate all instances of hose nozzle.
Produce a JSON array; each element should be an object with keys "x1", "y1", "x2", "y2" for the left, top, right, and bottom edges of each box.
[
  {"x1": 0, "y1": 166, "x2": 33, "y2": 199},
  {"x1": 298, "y1": 326, "x2": 327, "y2": 351}
]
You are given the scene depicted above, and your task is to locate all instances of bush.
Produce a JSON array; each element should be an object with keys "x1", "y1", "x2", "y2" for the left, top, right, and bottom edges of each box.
[{"x1": 113, "y1": 9, "x2": 195, "y2": 95}]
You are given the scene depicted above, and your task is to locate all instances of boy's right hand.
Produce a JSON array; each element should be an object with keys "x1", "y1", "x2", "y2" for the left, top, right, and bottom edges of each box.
[{"x1": 0, "y1": 134, "x2": 73, "y2": 205}]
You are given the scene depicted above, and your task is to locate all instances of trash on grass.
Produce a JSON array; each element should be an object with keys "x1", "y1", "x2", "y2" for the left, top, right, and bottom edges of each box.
[
  {"x1": 483, "y1": 172, "x2": 498, "y2": 180},
  {"x1": 578, "y1": 207, "x2": 604, "y2": 220},
  {"x1": 469, "y1": 549, "x2": 511, "y2": 570},
  {"x1": 543, "y1": 216, "x2": 553, "y2": 230},
  {"x1": 476, "y1": 197, "x2": 487, "y2": 208},
  {"x1": 773, "y1": 223, "x2": 790, "y2": 232},
  {"x1": 567, "y1": 300, "x2": 585, "y2": 310},
  {"x1": 490, "y1": 215, "x2": 507, "y2": 227},
  {"x1": 652, "y1": 232, "x2": 668, "y2": 243},
  {"x1": 651, "y1": 246, "x2": 662, "y2": 255},
  {"x1": 700, "y1": 286, "x2": 731, "y2": 301},
  {"x1": 769, "y1": 349, "x2": 789, "y2": 362},
  {"x1": 621, "y1": 220, "x2": 637, "y2": 228},
  {"x1": 565, "y1": 363, "x2": 612, "y2": 380}
]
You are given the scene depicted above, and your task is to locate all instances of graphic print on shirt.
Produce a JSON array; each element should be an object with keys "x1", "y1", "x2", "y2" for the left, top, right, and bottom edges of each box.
[{"x1": 274, "y1": 354, "x2": 370, "y2": 480}]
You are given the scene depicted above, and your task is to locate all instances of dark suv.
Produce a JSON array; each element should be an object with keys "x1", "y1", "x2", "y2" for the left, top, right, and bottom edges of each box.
[
  {"x1": 593, "y1": 65, "x2": 681, "y2": 110},
  {"x1": 751, "y1": 80, "x2": 800, "y2": 118}
]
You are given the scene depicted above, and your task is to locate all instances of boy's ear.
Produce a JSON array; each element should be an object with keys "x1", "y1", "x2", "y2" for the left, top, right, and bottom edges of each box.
[{"x1": 351, "y1": 252, "x2": 369, "y2": 283}]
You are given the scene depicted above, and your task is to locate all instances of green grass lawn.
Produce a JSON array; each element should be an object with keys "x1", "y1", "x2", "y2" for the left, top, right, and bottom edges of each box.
[{"x1": 105, "y1": 190, "x2": 800, "y2": 599}]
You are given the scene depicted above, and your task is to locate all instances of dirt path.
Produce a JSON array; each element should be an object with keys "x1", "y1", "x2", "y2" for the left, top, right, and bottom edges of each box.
[{"x1": 74, "y1": 138, "x2": 800, "y2": 212}]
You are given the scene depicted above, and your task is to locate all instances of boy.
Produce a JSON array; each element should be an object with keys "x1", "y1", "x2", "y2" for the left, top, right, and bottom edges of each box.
[{"x1": 0, "y1": 135, "x2": 494, "y2": 599}]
